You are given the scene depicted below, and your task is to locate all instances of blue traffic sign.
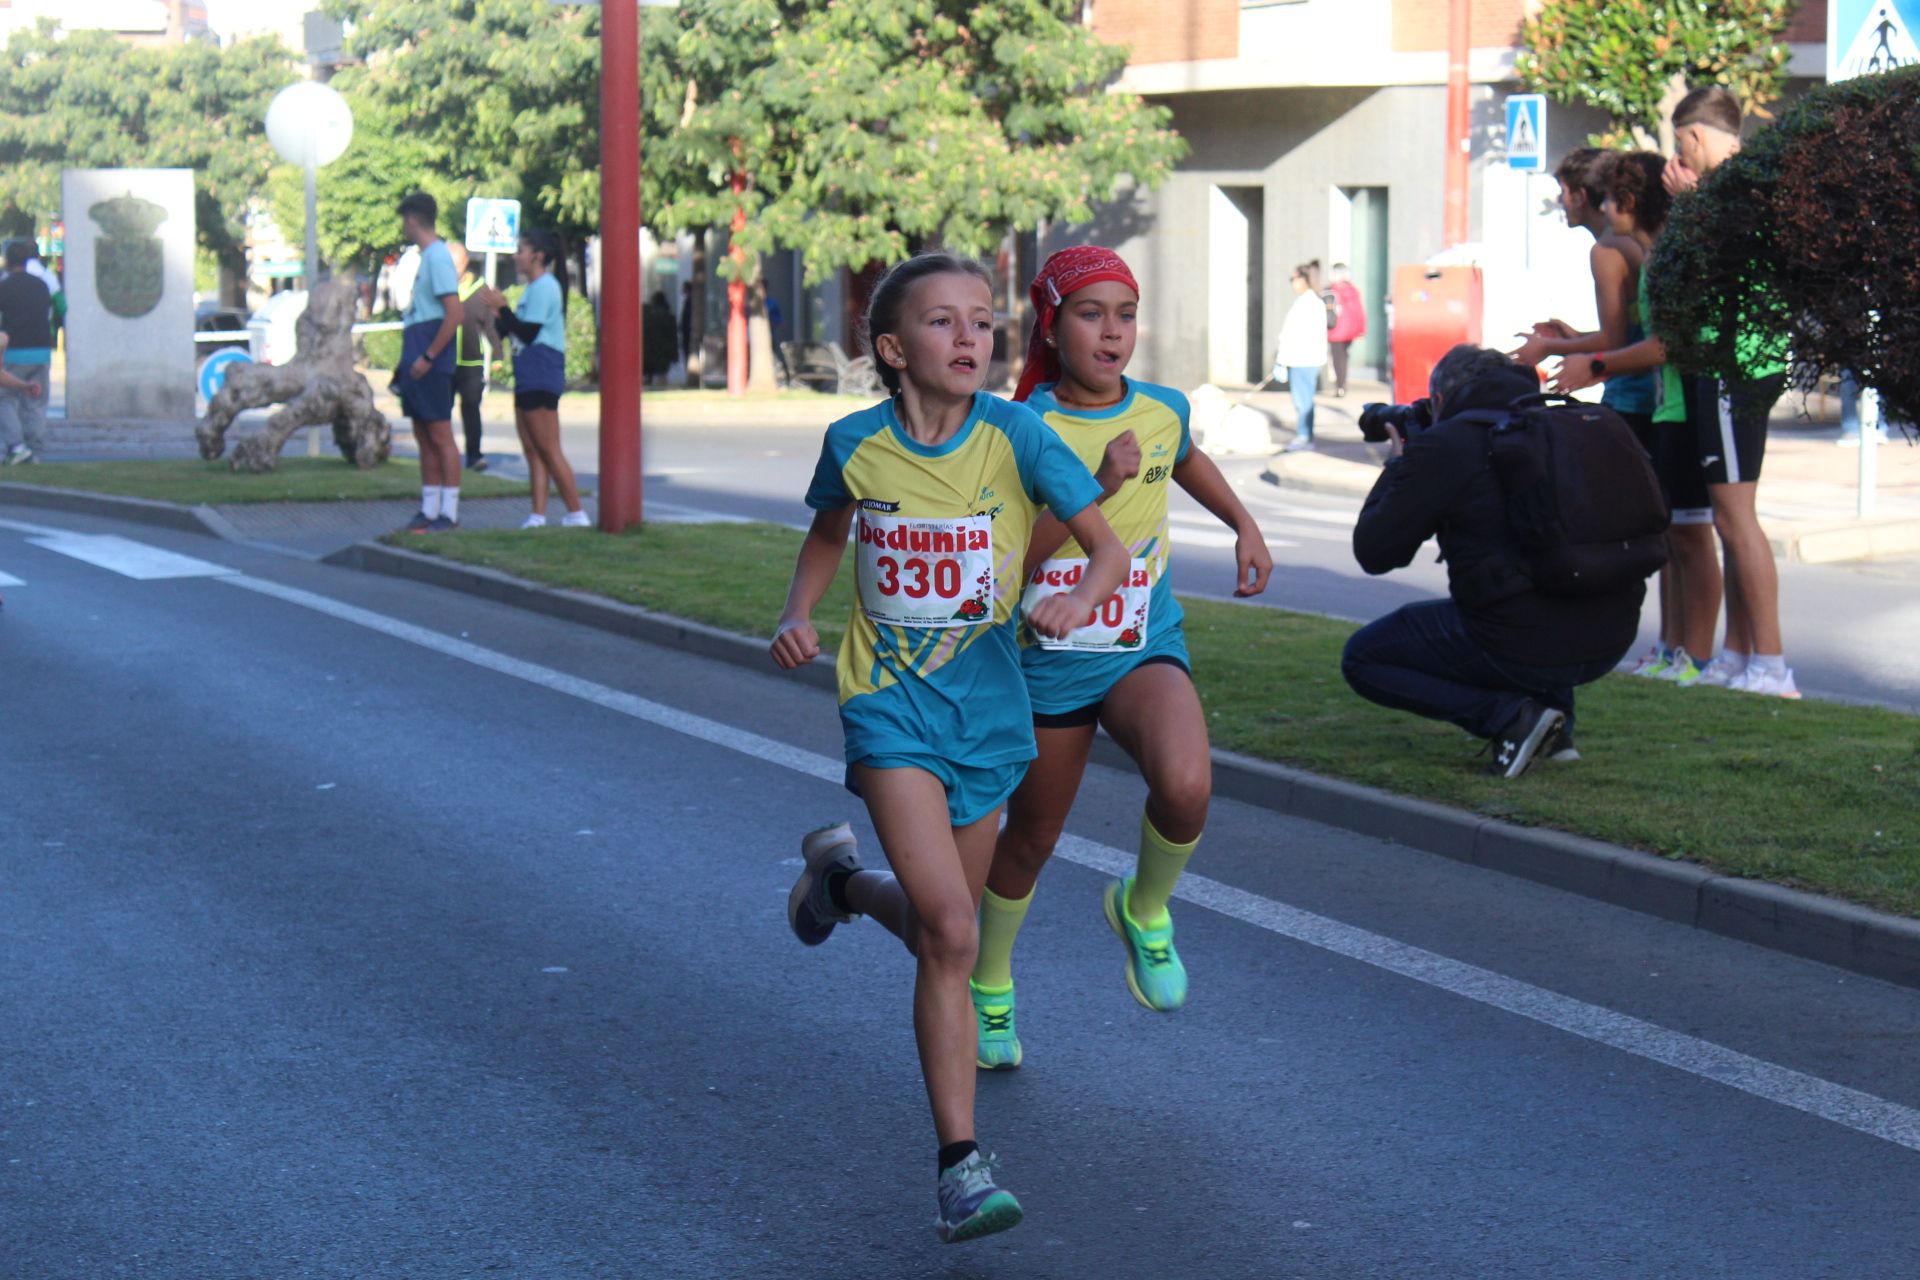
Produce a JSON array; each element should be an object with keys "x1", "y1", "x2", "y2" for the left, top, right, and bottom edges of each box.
[
  {"x1": 1505, "y1": 95, "x2": 1547, "y2": 172},
  {"x1": 1830, "y1": 0, "x2": 1920, "y2": 80},
  {"x1": 198, "y1": 348, "x2": 252, "y2": 402},
  {"x1": 465, "y1": 198, "x2": 522, "y2": 255}
]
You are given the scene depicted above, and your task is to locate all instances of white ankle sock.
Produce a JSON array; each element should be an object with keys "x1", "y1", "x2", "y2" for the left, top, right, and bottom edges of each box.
[
  {"x1": 1749, "y1": 653, "x2": 1786, "y2": 676},
  {"x1": 440, "y1": 488, "x2": 460, "y2": 523},
  {"x1": 421, "y1": 486, "x2": 442, "y2": 519},
  {"x1": 1718, "y1": 649, "x2": 1748, "y2": 670}
]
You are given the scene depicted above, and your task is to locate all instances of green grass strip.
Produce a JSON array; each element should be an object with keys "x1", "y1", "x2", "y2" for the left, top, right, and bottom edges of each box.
[
  {"x1": 8, "y1": 459, "x2": 528, "y2": 506},
  {"x1": 396, "y1": 522, "x2": 1920, "y2": 917}
]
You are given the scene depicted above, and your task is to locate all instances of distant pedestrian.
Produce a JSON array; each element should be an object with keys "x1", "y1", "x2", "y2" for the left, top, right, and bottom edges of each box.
[
  {"x1": 643, "y1": 289, "x2": 676, "y2": 384},
  {"x1": 479, "y1": 228, "x2": 588, "y2": 529},
  {"x1": 1276, "y1": 260, "x2": 1329, "y2": 452},
  {"x1": 447, "y1": 241, "x2": 500, "y2": 471},
  {"x1": 1325, "y1": 263, "x2": 1367, "y2": 397},
  {"x1": 392, "y1": 193, "x2": 465, "y2": 533},
  {"x1": 0, "y1": 240, "x2": 55, "y2": 466}
]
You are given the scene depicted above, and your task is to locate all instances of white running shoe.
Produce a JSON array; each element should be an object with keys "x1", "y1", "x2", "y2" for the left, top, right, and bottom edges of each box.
[
  {"x1": 520, "y1": 513, "x2": 549, "y2": 529},
  {"x1": 1692, "y1": 653, "x2": 1746, "y2": 688},
  {"x1": 560, "y1": 510, "x2": 592, "y2": 528},
  {"x1": 1625, "y1": 645, "x2": 1665, "y2": 676},
  {"x1": 1730, "y1": 664, "x2": 1801, "y2": 699}
]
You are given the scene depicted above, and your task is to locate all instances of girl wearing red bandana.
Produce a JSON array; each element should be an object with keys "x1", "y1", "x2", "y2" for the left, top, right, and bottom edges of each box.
[{"x1": 970, "y1": 247, "x2": 1274, "y2": 1069}]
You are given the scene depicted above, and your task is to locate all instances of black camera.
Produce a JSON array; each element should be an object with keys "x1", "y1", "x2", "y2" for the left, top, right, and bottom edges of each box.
[{"x1": 1358, "y1": 398, "x2": 1433, "y2": 444}]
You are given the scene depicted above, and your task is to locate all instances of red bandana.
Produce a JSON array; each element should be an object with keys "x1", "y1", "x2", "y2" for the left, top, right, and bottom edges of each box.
[{"x1": 1013, "y1": 246, "x2": 1140, "y2": 403}]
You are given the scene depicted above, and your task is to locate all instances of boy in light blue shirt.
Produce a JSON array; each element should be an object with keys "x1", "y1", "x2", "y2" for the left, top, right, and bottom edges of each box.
[{"x1": 393, "y1": 193, "x2": 465, "y2": 532}]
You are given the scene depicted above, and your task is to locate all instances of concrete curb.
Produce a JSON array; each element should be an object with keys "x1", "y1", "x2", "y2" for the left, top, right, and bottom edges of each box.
[
  {"x1": 0, "y1": 481, "x2": 230, "y2": 539},
  {"x1": 337, "y1": 538, "x2": 1920, "y2": 991}
]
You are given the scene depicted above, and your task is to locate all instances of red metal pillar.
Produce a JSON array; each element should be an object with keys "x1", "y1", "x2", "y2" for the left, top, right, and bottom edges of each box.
[
  {"x1": 1444, "y1": 0, "x2": 1472, "y2": 247},
  {"x1": 727, "y1": 164, "x2": 748, "y2": 396},
  {"x1": 598, "y1": 0, "x2": 642, "y2": 530}
]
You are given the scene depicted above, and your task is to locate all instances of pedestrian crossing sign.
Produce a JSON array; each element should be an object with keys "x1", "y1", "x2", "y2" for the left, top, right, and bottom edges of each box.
[
  {"x1": 1505, "y1": 95, "x2": 1547, "y2": 171},
  {"x1": 465, "y1": 197, "x2": 522, "y2": 255},
  {"x1": 1830, "y1": 0, "x2": 1920, "y2": 80}
]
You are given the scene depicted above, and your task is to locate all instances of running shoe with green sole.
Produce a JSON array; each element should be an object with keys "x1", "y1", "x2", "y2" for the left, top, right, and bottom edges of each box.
[
  {"x1": 1102, "y1": 877, "x2": 1187, "y2": 1011},
  {"x1": 935, "y1": 1151, "x2": 1023, "y2": 1243},
  {"x1": 971, "y1": 980, "x2": 1022, "y2": 1071},
  {"x1": 787, "y1": 822, "x2": 862, "y2": 946}
]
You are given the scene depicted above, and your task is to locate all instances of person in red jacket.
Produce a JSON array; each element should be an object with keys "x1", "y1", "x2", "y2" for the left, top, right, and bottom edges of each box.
[{"x1": 1326, "y1": 263, "x2": 1368, "y2": 398}]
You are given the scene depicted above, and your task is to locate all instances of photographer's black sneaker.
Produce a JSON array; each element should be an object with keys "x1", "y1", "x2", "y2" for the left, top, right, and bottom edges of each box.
[
  {"x1": 1542, "y1": 720, "x2": 1579, "y2": 763},
  {"x1": 1486, "y1": 702, "x2": 1565, "y2": 779}
]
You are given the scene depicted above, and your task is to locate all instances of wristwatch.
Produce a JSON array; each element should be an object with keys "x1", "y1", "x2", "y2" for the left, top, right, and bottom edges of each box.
[{"x1": 1591, "y1": 357, "x2": 1609, "y2": 377}]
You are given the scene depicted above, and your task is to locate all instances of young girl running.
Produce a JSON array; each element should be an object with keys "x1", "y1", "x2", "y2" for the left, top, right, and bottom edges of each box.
[
  {"x1": 772, "y1": 253, "x2": 1128, "y2": 1243},
  {"x1": 968, "y1": 247, "x2": 1272, "y2": 1072},
  {"x1": 478, "y1": 229, "x2": 589, "y2": 529}
]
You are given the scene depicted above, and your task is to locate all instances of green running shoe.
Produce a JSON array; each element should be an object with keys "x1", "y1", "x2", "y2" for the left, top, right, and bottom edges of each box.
[
  {"x1": 934, "y1": 1151, "x2": 1023, "y2": 1243},
  {"x1": 971, "y1": 980, "x2": 1022, "y2": 1071},
  {"x1": 1102, "y1": 877, "x2": 1187, "y2": 1011}
]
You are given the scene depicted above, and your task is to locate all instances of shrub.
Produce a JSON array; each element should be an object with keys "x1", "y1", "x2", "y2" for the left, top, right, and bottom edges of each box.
[{"x1": 1649, "y1": 67, "x2": 1920, "y2": 425}]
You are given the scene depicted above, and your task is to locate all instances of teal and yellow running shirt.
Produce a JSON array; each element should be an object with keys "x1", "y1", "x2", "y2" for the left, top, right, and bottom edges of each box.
[
  {"x1": 1018, "y1": 380, "x2": 1194, "y2": 714},
  {"x1": 806, "y1": 392, "x2": 1104, "y2": 768}
]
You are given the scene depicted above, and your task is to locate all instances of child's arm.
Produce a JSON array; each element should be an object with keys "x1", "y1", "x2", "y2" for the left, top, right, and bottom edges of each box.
[
  {"x1": 1173, "y1": 448, "x2": 1273, "y2": 597},
  {"x1": 1027, "y1": 504, "x2": 1128, "y2": 639},
  {"x1": 0, "y1": 366, "x2": 39, "y2": 397},
  {"x1": 771, "y1": 505, "x2": 855, "y2": 669},
  {"x1": 1023, "y1": 430, "x2": 1140, "y2": 577},
  {"x1": 1553, "y1": 334, "x2": 1667, "y2": 393}
]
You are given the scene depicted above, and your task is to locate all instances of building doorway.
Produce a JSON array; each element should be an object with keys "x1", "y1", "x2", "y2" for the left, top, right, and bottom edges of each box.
[{"x1": 1208, "y1": 184, "x2": 1264, "y2": 385}]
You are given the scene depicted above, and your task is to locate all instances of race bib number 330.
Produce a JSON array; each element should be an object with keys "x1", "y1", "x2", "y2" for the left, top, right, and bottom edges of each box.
[
  {"x1": 1022, "y1": 557, "x2": 1151, "y2": 652},
  {"x1": 856, "y1": 512, "x2": 995, "y2": 628}
]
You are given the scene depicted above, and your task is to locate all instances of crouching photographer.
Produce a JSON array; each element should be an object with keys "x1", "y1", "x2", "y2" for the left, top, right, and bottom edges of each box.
[{"x1": 1343, "y1": 345, "x2": 1667, "y2": 777}]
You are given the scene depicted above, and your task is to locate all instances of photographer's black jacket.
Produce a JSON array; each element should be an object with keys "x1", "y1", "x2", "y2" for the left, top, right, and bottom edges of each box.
[{"x1": 1352, "y1": 366, "x2": 1644, "y2": 667}]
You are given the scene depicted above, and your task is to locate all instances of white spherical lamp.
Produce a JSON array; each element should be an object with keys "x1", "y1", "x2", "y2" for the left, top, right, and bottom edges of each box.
[{"x1": 266, "y1": 81, "x2": 354, "y2": 169}]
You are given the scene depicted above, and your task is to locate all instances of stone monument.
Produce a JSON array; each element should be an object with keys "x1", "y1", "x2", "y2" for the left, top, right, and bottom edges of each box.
[{"x1": 61, "y1": 168, "x2": 196, "y2": 420}]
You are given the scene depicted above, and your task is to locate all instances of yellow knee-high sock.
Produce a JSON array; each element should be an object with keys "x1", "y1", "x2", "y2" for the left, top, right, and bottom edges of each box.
[
  {"x1": 1130, "y1": 814, "x2": 1199, "y2": 927},
  {"x1": 971, "y1": 887, "x2": 1033, "y2": 991}
]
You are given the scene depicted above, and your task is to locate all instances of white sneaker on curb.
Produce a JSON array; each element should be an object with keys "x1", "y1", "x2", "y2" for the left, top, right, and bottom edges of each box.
[
  {"x1": 520, "y1": 513, "x2": 549, "y2": 529},
  {"x1": 1731, "y1": 665, "x2": 1801, "y2": 699},
  {"x1": 561, "y1": 510, "x2": 592, "y2": 528},
  {"x1": 1624, "y1": 644, "x2": 1665, "y2": 676},
  {"x1": 1692, "y1": 653, "x2": 1746, "y2": 688}
]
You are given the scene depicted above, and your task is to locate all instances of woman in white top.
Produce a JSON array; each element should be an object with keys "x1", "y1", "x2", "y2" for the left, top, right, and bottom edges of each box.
[{"x1": 1275, "y1": 260, "x2": 1330, "y2": 452}]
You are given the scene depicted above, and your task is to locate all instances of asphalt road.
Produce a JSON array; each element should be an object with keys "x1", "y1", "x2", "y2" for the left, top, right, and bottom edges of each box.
[
  {"x1": 577, "y1": 418, "x2": 1920, "y2": 712},
  {"x1": 4, "y1": 505, "x2": 1920, "y2": 1277}
]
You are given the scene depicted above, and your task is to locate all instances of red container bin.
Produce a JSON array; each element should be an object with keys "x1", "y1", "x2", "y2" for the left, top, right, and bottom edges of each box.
[{"x1": 1390, "y1": 265, "x2": 1483, "y2": 406}]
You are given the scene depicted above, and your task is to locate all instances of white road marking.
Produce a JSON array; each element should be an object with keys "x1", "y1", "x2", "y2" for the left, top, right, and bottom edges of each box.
[
  {"x1": 644, "y1": 501, "x2": 753, "y2": 525},
  {"x1": 220, "y1": 569, "x2": 1920, "y2": 1156},
  {"x1": 0, "y1": 517, "x2": 65, "y2": 537},
  {"x1": 0, "y1": 569, "x2": 23, "y2": 587},
  {"x1": 26, "y1": 533, "x2": 236, "y2": 580},
  {"x1": 1170, "y1": 523, "x2": 1301, "y2": 551}
]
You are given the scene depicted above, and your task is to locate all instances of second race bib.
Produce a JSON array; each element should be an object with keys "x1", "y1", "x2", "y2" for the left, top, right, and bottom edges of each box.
[
  {"x1": 855, "y1": 512, "x2": 995, "y2": 628},
  {"x1": 1022, "y1": 557, "x2": 1151, "y2": 652}
]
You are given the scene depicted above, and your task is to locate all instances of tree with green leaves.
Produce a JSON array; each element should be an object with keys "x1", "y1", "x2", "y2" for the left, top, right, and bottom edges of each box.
[
  {"x1": 642, "y1": 0, "x2": 1187, "y2": 390},
  {"x1": 320, "y1": 0, "x2": 603, "y2": 239},
  {"x1": 0, "y1": 21, "x2": 295, "y2": 282},
  {"x1": 1516, "y1": 0, "x2": 1795, "y2": 149}
]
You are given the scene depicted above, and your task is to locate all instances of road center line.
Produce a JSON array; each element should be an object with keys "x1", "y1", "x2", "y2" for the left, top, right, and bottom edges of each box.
[{"x1": 221, "y1": 570, "x2": 1920, "y2": 1156}]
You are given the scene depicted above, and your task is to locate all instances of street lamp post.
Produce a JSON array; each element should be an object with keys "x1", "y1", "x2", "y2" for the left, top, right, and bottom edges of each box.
[{"x1": 264, "y1": 81, "x2": 354, "y2": 285}]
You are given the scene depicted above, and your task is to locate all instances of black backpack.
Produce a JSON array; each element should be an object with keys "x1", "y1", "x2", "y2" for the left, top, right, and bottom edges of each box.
[{"x1": 1457, "y1": 394, "x2": 1670, "y2": 596}]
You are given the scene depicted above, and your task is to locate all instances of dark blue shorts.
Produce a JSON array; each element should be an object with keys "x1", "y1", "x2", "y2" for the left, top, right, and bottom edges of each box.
[{"x1": 394, "y1": 321, "x2": 456, "y2": 424}]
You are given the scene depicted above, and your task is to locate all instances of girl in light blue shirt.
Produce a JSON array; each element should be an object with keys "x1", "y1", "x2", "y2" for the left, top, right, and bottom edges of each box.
[{"x1": 480, "y1": 228, "x2": 586, "y2": 529}]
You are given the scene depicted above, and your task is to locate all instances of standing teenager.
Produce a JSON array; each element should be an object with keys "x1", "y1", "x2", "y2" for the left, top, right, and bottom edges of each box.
[
  {"x1": 773, "y1": 253, "x2": 1127, "y2": 1243},
  {"x1": 393, "y1": 193, "x2": 465, "y2": 533},
  {"x1": 1561, "y1": 88, "x2": 1795, "y2": 696},
  {"x1": 479, "y1": 229, "x2": 588, "y2": 529},
  {"x1": 969, "y1": 247, "x2": 1272, "y2": 1071}
]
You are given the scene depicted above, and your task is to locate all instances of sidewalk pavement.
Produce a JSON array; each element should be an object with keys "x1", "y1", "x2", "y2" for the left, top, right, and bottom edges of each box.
[
  {"x1": 1250, "y1": 381, "x2": 1920, "y2": 565},
  {"x1": 26, "y1": 373, "x2": 1920, "y2": 563}
]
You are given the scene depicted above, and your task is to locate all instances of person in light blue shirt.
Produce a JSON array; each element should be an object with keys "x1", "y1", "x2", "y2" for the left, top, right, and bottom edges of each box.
[
  {"x1": 392, "y1": 192, "x2": 466, "y2": 532},
  {"x1": 477, "y1": 227, "x2": 585, "y2": 528}
]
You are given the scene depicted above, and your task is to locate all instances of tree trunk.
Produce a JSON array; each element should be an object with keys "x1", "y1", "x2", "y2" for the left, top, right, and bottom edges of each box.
[
  {"x1": 685, "y1": 234, "x2": 707, "y2": 389},
  {"x1": 747, "y1": 257, "x2": 777, "y2": 392},
  {"x1": 726, "y1": 167, "x2": 749, "y2": 396},
  {"x1": 1655, "y1": 72, "x2": 1691, "y2": 155}
]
